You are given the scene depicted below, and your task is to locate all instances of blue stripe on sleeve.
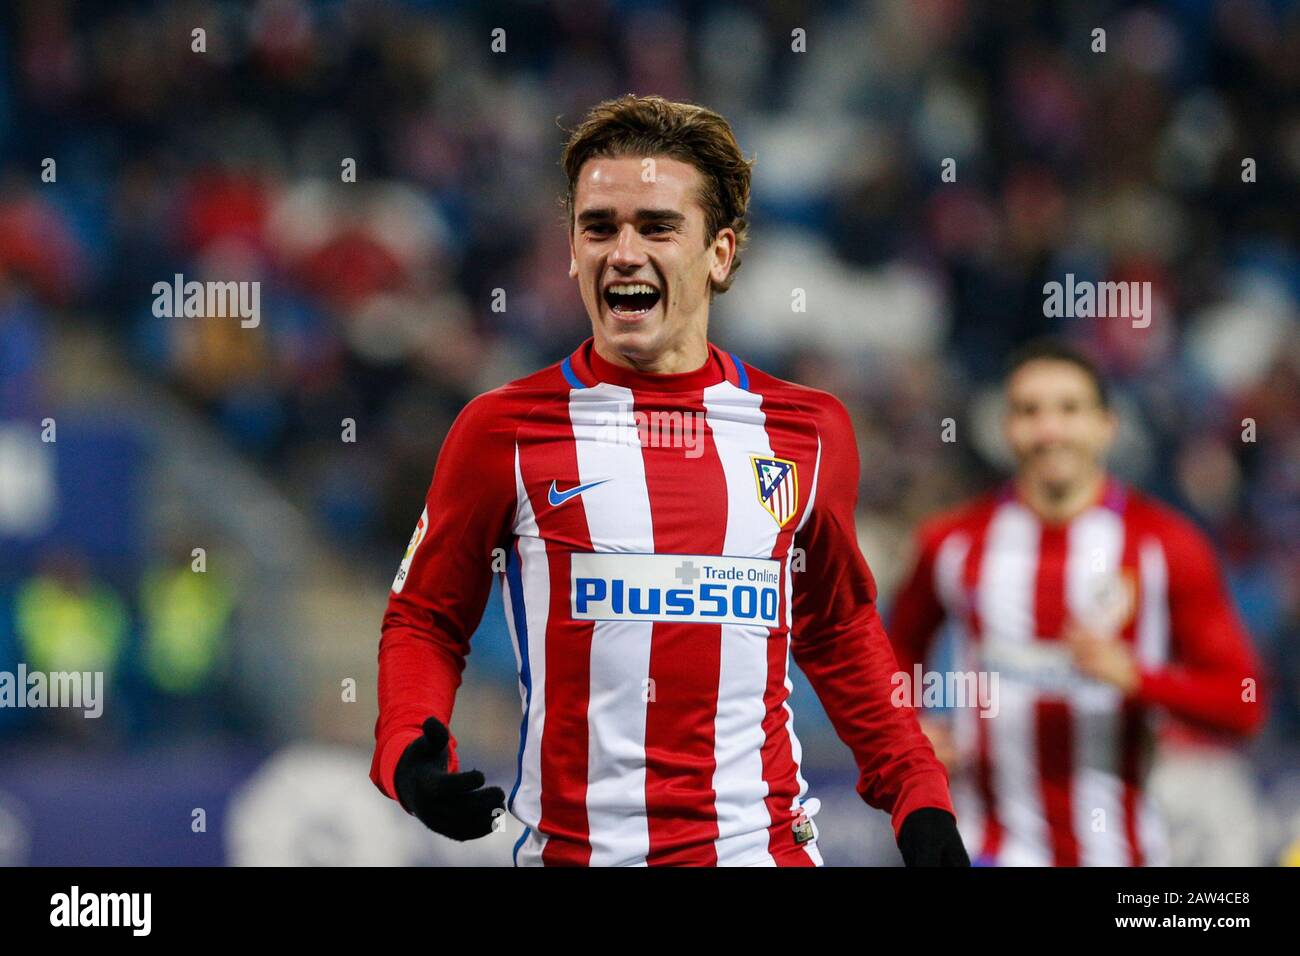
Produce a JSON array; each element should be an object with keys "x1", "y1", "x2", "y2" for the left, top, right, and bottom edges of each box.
[
  {"x1": 560, "y1": 355, "x2": 585, "y2": 389},
  {"x1": 730, "y1": 353, "x2": 750, "y2": 390}
]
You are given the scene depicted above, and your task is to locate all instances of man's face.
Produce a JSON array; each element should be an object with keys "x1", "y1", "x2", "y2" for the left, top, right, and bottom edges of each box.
[
  {"x1": 569, "y1": 155, "x2": 734, "y2": 365},
  {"x1": 1004, "y1": 359, "x2": 1116, "y2": 492}
]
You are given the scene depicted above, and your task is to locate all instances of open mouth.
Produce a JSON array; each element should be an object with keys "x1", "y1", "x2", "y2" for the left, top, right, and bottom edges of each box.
[{"x1": 603, "y1": 282, "x2": 662, "y2": 317}]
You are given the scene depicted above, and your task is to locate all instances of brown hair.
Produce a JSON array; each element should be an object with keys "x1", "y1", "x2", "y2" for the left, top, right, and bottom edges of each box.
[
  {"x1": 561, "y1": 94, "x2": 755, "y2": 295},
  {"x1": 1005, "y1": 337, "x2": 1111, "y2": 408}
]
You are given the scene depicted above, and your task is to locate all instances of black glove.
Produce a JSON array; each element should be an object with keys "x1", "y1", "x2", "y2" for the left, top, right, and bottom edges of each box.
[
  {"x1": 897, "y1": 808, "x2": 970, "y2": 867},
  {"x1": 394, "y1": 716, "x2": 505, "y2": 841}
]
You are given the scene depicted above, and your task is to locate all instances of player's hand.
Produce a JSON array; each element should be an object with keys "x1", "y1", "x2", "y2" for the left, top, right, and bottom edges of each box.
[
  {"x1": 897, "y1": 807, "x2": 970, "y2": 867},
  {"x1": 918, "y1": 715, "x2": 962, "y2": 772},
  {"x1": 1066, "y1": 621, "x2": 1140, "y2": 694},
  {"x1": 394, "y1": 716, "x2": 505, "y2": 841}
]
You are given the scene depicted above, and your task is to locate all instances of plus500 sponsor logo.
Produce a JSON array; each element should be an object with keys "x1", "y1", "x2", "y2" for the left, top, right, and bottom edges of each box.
[{"x1": 571, "y1": 553, "x2": 781, "y2": 626}]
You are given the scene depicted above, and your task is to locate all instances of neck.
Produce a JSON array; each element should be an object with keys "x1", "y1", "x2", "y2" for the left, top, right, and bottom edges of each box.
[
  {"x1": 1016, "y1": 469, "x2": 1107, "y2": 524},
  {"x1": 593, "y1": 329, "x2": 709, "y2": 375}
]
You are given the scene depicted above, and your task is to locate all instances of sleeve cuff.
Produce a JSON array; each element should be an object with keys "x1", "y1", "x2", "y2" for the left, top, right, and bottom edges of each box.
[
  {"x1": 375, "y1": 725, "x2": 463, "y2": 806},
  {"x1": 1133, "y1": 667, "x2": 1163, "y2": 704},
  {"x1": 377, "y1": 728, "x2": 424, "y2": 804},
  {"x1": 886, "y1": 770, "x2": 956, "y2": 840}
]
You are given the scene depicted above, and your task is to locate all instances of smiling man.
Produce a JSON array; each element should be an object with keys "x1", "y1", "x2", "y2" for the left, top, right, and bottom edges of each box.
[
  {"x1": 889, "y1": 339, "x2": 1265, "y2": 865},
  {"x1": 370, "y1": 94, "x2": 965, "y2": 866}
]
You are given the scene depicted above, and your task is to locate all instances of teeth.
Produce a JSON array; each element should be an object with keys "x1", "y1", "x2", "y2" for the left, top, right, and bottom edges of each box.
[{"x1": 608, "y1": 283, "x2": 657, "y2": 295}]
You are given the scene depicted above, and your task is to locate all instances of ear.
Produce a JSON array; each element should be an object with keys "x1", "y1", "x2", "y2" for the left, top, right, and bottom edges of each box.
[
  {"x1": 568, "y1": 226, "x2": 578, "y2": 279},
  {"x1": 709, "y1": 227, "x2": 737, "y2": 288},
  {"x1": 1100, "y1": 407, "x2": 1119, "y2": 448},
  {"x1": 1000, "y1": 389, "x2": 1017, "y2": 451}
]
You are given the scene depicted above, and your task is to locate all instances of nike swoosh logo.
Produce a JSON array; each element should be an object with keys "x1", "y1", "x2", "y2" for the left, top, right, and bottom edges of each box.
[{"x1": 548, "y1": 479, "x2": 609, "y2": 506}]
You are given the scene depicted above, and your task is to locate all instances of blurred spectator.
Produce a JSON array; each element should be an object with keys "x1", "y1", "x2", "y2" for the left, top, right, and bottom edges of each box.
[
  {"x1": 138, "y1": 559, "x2": 233, "y2": 698},
  {"x1": 14, "y1": 551, "x2": 126, "y2": 679}
]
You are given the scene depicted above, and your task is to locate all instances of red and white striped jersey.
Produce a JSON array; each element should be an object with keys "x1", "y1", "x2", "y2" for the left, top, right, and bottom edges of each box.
[
  {"x1": 371, "y1": 337, "x2": 953, "y2": 866},
  {"x1": 889, "y1": 480, "x2": 1264, "y2": 866}
]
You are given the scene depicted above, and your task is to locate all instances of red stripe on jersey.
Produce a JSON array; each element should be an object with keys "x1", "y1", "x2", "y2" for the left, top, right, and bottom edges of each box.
[
  {"x1": 1033, "y1": 523, "x2": 1079, "y2": 867},
  {"x1": 962, "y1": 507, "x2": 1003, "y2": 861},
  {"x1": 639, "y1": 386, "x2": 726, "y2": 866},
  {"x1": 1116, "y1": 512, "x2": 1146, "y2": 866},
  {"x1": 517, "y1": 411, "x2": 595, "y2": 866}
]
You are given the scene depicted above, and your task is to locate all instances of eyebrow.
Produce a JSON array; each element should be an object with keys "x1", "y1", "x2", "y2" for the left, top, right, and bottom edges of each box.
[
  {"x1": 1009, "y1": 395, "x2": 1099, "y2": 407},
  {"x1": 576, "y1": 208, "x2": 687, "y2": 225}
]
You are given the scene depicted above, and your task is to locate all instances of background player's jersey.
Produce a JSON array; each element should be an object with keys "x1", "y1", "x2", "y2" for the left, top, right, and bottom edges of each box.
[
  {"x1": 889, "y1": 480, "x2": 1264, "y2": 866},
  {"x1": 371, "y1": 337, "x2": 953, "y2": 866}
]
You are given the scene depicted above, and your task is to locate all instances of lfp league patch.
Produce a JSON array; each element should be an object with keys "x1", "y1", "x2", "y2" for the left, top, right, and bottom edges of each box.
[{"x1": 392, "y1": 505, "x2": 428, "y2": 593}]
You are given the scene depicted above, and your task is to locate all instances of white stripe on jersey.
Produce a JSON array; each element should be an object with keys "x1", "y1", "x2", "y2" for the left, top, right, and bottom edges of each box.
[
  {"x1": 703, "y1": 381, "x2": 781, "y2": 865},
  {"x1": 934, "y1": 532, "x2": 971, "y2": 612},
  {"x1": 1065, "y1": 507, "x2": 1126, "y2": 866},
  {"x1": 507, "y1": 444, "x2": 549, "y2": 849},
  {"x1": 1136, "y1": 537, "x2": 1173, "y2": 866},
  {"x1": 978, "y1": 503, "x2": 1048, "y2": 866},
  {"x1": 1137, "y1": 539, "x2": 1170, "y2": 669},
  {"x1": 1137, "y1": 793, "x2": 1171, "y2": 866},
  {"x1": 570, "y1": 383, "x2": 655, "y2": 866},
  {"x1": 514, "y1": 826, "x2": 547, "y2": 866},
  {"x1": 977, "y1": 503, "x2": 1040, "y2": 647}
]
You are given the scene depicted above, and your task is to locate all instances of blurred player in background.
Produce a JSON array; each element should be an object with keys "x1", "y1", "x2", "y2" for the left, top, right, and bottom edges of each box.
[
  {"x1": 889, "y1": 339, "x2": 1265, "y2": 866},
  {"x1": 371, "y1": 94, "x2": 967, "y2": 866}
]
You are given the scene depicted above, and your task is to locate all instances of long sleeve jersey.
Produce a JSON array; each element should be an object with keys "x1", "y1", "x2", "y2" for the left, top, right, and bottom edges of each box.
[
  {"x1": 371, "y1": 336, "x2": 954, "y2": 866},
  {"x1": 888, "y1": 478, "x2": 1265, "y2": 866}
]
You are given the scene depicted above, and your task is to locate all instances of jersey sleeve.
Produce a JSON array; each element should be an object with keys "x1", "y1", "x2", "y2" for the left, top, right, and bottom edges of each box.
[
  {"x1": 887, "y1": 518, "x2": 950, "y2": 676},
  {"x1": 369, "y1": 392, "x2": 518, "y2": 802},
  {"x1": 790, "y1": 397, "x2": 955, "y2": 837},
  {"x1": 1131, "y1": 515, "x2": 1266, "y2": 737}
]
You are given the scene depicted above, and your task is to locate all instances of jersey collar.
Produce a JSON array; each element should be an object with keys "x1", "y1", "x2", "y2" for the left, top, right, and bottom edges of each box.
[
  {"x1": 563, "y1": 337, "x2": 748, "y2": 392},
  {"x1": 999, "y1": 474, "x2": 1127, "y2": 521}
]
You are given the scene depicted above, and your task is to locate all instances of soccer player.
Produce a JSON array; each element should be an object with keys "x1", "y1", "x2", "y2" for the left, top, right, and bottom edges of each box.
[
  {"x1": 370, "y1": 94, "x2": 967, "y2": 867},
  {"x1": 888, "y1": 339, "x2": 1265, "y2": 866}
]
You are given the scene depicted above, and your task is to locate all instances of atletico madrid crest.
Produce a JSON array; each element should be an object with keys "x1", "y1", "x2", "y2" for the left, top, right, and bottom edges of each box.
[{"x1": 751, "y1": 455, "x2": 799, "y2": 528}]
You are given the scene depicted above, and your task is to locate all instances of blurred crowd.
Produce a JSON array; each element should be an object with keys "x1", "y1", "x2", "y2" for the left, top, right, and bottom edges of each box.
[{"x1": 0, "y1": 0, "x2": 1296, "y2": 757}]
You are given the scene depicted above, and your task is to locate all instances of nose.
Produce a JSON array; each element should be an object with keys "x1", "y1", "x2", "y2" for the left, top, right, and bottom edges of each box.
[
  {"x1": 1032, "y1": 409, "x2": 1070, "y2": 444},
  {"x1": 609, "y1": 223, "x2": 647, "y2": 270}
]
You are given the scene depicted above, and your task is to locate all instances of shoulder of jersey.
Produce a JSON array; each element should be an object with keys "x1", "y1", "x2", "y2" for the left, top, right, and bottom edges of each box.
[
  {"x1": 739, "y1": 362, "x2": 852, "y2": 423},
  {"x1": 916, "y1": 491, "x2": 1003, "y2": 548},
  {"x1": 1119, "y1": 486, "x2": 1213, "y2": 551}
]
